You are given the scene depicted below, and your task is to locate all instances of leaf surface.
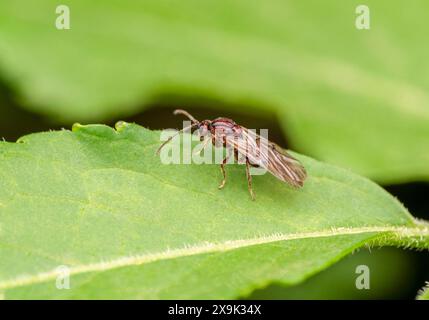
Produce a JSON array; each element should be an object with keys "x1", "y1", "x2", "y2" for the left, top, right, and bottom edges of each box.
[{"x1": 0, "y1": 124, "x2": 428, "y2": 299}]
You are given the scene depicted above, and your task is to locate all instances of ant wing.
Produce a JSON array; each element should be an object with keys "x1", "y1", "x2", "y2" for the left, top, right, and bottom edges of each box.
[
  {"x1": 265, "y1": 140, "x2": 307, "y2": 187},
  {"x1": 227, "y1": 127, "x2": 306, "y2": 187}
]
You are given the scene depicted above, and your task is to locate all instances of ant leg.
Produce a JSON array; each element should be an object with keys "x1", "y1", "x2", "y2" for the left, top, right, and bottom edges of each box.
[
  {"x1": 218, "y1": 150, "x2": 230, "y2": 189},
  {"x1": 193, "y1": 137, "x2": 210, "y2": 155},
  {"x1": 246, "y1": 160, "x2": 256, "y2": 200}
]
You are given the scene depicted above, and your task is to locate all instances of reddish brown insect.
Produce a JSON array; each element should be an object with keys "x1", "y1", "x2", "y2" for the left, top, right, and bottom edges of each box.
[{"x1": 157, "y1": 109, "x2": 307, "y2": 200}]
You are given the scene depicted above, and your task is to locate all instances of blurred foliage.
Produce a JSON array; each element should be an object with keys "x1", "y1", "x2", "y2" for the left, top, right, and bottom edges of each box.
[
  {"x1": 247, "y1": 248, "x2": 424, "y2": 300},
  {"x1": 0, "y1": 0, "x2": 429, "y2": 183}
]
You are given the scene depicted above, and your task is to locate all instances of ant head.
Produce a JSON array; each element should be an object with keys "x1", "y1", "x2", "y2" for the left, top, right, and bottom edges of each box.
[{"x1": 198, "y1": 120, "x2": 212, "y2": 139}]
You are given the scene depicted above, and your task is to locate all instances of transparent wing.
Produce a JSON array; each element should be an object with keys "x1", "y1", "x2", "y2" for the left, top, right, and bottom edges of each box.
[{"x1": 227, "y1": 127, "x2": 307, "y2": 187}]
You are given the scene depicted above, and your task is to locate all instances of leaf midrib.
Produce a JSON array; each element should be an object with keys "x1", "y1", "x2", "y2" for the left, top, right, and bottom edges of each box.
[{"x1": 1, "y1": 224, "x2": 427, "y2": 291}]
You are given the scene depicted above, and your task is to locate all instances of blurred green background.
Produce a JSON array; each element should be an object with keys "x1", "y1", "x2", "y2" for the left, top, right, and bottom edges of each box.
[{"x1": 0, "y1": 0, "x2": 428, "y2": 299}]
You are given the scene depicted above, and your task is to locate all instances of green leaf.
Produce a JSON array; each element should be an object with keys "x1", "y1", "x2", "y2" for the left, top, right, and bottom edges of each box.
[
  {"x1": 0, "y1": 123, "x2": 428, "y2": 299},
  {"x1": 1, "y1": 1, "x2": 429, "y2": 183},
  {"x1": 417, "y1": 283, "x2": 429, "y2": 300}
]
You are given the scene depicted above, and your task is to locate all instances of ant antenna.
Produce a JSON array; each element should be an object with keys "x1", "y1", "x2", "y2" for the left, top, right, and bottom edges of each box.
[
  {"x1": 156, "y1": 109, "x2": 201, "y2": 155},
  {"x1": 156, "y1": 123, "x2": 198, "y2": 155},
  {"x1": 173, "y1": 109, "x2": 199, "y2": 124}
]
